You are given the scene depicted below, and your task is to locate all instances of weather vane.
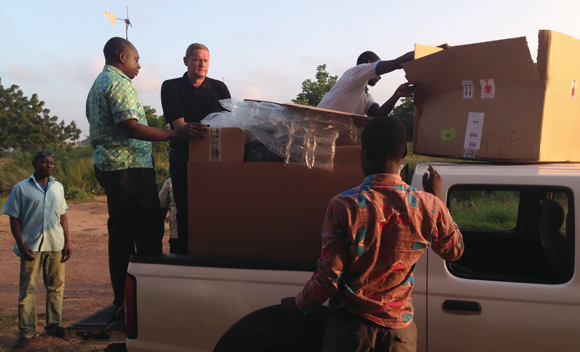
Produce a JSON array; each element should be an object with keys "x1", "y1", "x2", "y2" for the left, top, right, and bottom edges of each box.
[{"x1": 104, "y1": 6, "x2": 132, "y2": 40}]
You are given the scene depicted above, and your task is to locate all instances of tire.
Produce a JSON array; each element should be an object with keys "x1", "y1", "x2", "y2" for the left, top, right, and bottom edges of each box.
[{"x1": 213, "y1": 305, "x2": 330, "y2": 352}]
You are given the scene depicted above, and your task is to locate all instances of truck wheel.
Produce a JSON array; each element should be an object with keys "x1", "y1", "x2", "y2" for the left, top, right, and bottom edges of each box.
[{"x1": 213, "y1": 305, "x2": 329, "y2": 352}]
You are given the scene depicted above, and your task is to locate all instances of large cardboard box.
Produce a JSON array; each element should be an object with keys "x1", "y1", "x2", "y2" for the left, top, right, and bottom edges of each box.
[
  {"x1": 187, "y1": 128, "x2": 366, "y2": 261},
  {"x1": 403, "y1": 30, "x2": 580, "y2": 162}
]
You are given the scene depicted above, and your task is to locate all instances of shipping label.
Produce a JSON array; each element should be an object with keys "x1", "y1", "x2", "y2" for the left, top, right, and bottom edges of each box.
[
  {"x1": 462, "y1": 80, "x2": 474, "y2": 99},
  {"x1": 463, "y1": 148, "x2": 477, "y2": 158},
  {"x1": 464, "y1": 112, "x2": 485, "y2": 150},
  {"x1": 571, "y1": 79, "x2": 577, "y2": 101},
  {"x1": 441, "y1": 128, "x2": 456, "y2": 140},
  {"x1": 480, "y1": 79, "x2": 495, "y2": 98},
  {"x1": 209, "y1": 128, "x2": 222, "y2": 162}
]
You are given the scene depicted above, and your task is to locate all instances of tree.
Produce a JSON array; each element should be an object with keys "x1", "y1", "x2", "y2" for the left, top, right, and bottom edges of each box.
[
  {"x1": 390, "y1": 97, "x2": 415, "y2": 142},
  {"x1": 292, "y1": 64, "x2": 338, "y2": 107},
  {"x1": 0, "y1": 78, "x2": 82, "y2": 152},
  {"x1": 143, "y1": 105, "x2": 169, "y2": 163}
]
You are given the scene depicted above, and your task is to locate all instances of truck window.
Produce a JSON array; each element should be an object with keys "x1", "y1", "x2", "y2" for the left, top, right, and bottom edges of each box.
[{"x1": 446, "y1": 185, "x2": 575, "y2": 285}]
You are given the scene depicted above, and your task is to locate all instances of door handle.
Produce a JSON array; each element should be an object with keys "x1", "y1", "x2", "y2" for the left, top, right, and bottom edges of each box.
[{"x1": 442, "y1": 300, "x2": 481, "y2": 312}]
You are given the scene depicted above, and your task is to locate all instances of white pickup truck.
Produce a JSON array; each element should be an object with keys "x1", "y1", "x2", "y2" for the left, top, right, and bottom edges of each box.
[{"x1": 109, "y1": 162, "x2": 578, "y2": 352}]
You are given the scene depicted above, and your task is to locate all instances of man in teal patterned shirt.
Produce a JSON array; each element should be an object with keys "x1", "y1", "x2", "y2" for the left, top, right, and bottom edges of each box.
[{"x1": 86, "y1": 37, "x2": 204, "y2": 317}]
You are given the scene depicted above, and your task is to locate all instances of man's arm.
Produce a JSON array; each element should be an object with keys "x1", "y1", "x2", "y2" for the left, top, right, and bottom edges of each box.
[
  {"x1": 377, "y1": 44, "x2": 449, "y2": 76},
  {"x1": 368, "y1": 83, "x2": 415, "y2": 117},
  {"x1": 117, "y1": 119, "x2": 206, "y2": 141},
  {"x1": 60, "y1": 214, "x2": 71, "y2": 262},
  {"x1": 9, "y1": 216, "x2": 35, "y2": 261},
  {"x1": 376, "y1": 51, "x2": 415, "y2": 76},
  {"x1": 422, "y1": 164, "x2": 443, "y2": 201},
  {"x1": 422, "y1": 165, "x2": 464, "y2": 261}
]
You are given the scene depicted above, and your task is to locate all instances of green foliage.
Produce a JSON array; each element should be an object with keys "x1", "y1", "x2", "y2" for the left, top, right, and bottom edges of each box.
[
  {"x1": 390, "y1": 97, "x2": 414, "y2": 142},
  {"x1": 0, "y1": 147, "x2": 104, "y2": 207},
  {"x1": 0, "y1": 77, "x2": 82, "y2": 152},
  {"x1": 144, "y1": 105, "x2": 170, "y2": 165},
  {"x1": 64, "y1": 188, "x2": 93, "y2": 202},
  {"x1": 292, "y1": 64, "x2": 338, "y2": 107},
  {"x1": 449, "y1": 191, "x2": 520, "y2": 230},
  {"x1": 155, "y1": 162, "x2": 170, "y2": 191}
]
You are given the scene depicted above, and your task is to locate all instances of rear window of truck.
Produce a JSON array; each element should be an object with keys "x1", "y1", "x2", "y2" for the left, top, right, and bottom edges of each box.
[{"x1": 446, "y1": 185, "x2": 575, "y2": 285}]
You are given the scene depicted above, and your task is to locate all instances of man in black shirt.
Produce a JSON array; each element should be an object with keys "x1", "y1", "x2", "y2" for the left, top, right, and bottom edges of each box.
[{"x1": 161, "y1": 43, "x2": 231, "y2": 254}]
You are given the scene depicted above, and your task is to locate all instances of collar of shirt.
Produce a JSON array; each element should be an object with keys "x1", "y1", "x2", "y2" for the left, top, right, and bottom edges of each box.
[
  {"x1": 362, "y1": 173, "x2": 404, "y2": 187},
  {"x1": 104, "y1": 65, "x2": 131, "y2": 82},
  {"x1": 181, "y1": 72, "x2": 211, "y2": 90},
  {"x1": 365, "y1": 86, "x2": 369, "y2": 92},
  {"x1": 28, "y1": 174, "x2": 56, "y2": 193}
]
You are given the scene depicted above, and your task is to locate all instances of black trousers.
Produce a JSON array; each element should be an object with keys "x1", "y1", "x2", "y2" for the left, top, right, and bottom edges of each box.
[
  {"x1": 94, "y1": 166, "x2": 165, "y2": 306},
  {"x1": 168, "y1": 149, "x2": 189, "y2": 254},
  {"x1": 322, "y1": 309, "x2": 417, "y2": 352}
]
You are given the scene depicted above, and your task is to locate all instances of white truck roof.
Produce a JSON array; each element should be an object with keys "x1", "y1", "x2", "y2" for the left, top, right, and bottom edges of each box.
[{"x1": 411, "y1": 162, "x2": 580, "y2": 193}]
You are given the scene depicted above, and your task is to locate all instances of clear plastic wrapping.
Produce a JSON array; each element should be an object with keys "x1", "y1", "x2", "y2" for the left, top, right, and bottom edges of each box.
[{"x1": 201, "y1": 99, "x2": 360, "y2": 170}]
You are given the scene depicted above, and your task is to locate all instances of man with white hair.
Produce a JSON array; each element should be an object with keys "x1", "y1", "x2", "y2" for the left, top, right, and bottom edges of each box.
[{"x1": 161, "y1": 43, "x2": 231, "y2": 254}]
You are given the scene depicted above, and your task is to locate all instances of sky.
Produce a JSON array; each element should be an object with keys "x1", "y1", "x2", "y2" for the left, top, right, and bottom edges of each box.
[{"x1": 1, "y1": 0, "x2": 579, "y2": 139}]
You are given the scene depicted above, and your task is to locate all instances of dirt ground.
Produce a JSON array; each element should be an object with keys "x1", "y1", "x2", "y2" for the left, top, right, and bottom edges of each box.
[{"x1": 0, "y1": 196, "x2": 170, "y2": 351}]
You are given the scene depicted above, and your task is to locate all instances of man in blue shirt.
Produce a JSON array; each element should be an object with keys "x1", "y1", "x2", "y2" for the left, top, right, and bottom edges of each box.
[{"x1": 2, "y1": 151, "x2": 71, "y2": 348}]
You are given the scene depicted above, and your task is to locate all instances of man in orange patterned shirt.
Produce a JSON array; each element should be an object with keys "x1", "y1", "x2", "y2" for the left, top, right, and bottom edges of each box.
[{"x1": 282, "y1": 117, "x2": 464, "y2": 352}]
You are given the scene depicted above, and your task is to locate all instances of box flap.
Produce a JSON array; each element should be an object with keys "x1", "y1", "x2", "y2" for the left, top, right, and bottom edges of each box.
[
  {"x1": 282, "y1": 102, "x2": 372, "y2": 126},
  {"x1": 537, "y1": 30, "x2": 580, "y2": 161},
  {"x1": 414, "y1": 43, "x2": 443, "y2": 60},
  {"x1": 403, "y1": 36, "x2": 540, "y2": 96}
]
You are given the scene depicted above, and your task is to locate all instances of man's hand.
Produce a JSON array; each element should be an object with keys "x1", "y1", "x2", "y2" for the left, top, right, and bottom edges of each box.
[
  {"x1": 437, "y1": 43, "x2": 451, "y2": 50},
  {"x1": 394, "y1": 83, "x2": 417, "y2": 98},
  {"x1": 61, "y1": 241, "x2": 72, "y2": 263},
  {"x1": 281, "y1": 297, "x2": 300, "y2": 320},
  {"x1": 422, "y1": 164, "x2": 443, "y2": 200},
  {"x1": 177, "y1": 123, "x2": 208, "y2": 140},
  {"x1": 19, "y1": 244, "x2": 35, "y2": 262},
  {"x1": 395, "y1": 51, "x2": 415, "y2": 67}
]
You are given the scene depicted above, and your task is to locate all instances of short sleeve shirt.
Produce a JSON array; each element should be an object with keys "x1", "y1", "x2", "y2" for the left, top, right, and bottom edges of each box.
[
  {"x1": 86, "y1": 65, "x2": 153, "y2": 171},
  {"x1": 2, "y1": 175, "x2": 68, "y2": 254},
  {"x1": 317, "y1": 61, "x2": 382, "y2": 115},
  {"x1": 161, "y1": 74, "x2": 231, "y2": 154}
]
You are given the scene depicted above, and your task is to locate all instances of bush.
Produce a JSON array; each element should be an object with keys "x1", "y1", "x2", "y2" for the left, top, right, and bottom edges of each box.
[
  {"x1": 155, "y1": 162, "x2": 170, "y2": 191},
  {"x1": 0, "y1": 147, "x2": 105, "y2": 205}
]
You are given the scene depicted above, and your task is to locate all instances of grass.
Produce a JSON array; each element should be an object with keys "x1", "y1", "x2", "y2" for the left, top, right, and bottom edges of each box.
[
  {"x1": 82, "y1": 228, "x2": 97, "y2": 232},
  {"x1": 0, "y1": 314, "x2": 18, "y2": 329},
  {"x1": 449, "y1": 190, "x2": 520, "y2": 230},
  {"x1": 0, "y1": 147, "x2": 170, "y2": 209}
]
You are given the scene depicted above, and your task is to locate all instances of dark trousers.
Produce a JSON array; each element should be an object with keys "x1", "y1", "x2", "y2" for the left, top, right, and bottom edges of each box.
[
  {"x1": 94, "y1": 166, "x2": 165, "y2": 306},
  {"x1": 322, "y1": 309, "x2": 418, "y2": 352},
  {"x1": 169, "y1": 149, "x2": 189, "y2": 254}
]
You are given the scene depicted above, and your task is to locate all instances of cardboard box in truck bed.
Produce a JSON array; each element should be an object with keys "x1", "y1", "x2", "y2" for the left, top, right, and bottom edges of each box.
[
  {"x1": 187, "y1": 128, "x2": 366, "y2": 262},
  {"x1": 403, "y1": 30, "x2": 580, "y2": 162}
]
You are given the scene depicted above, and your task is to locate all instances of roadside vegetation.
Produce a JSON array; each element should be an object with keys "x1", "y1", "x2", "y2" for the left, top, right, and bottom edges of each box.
[{"x1": 0, "y1": 146, "x2": 170, "y2": 209}]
